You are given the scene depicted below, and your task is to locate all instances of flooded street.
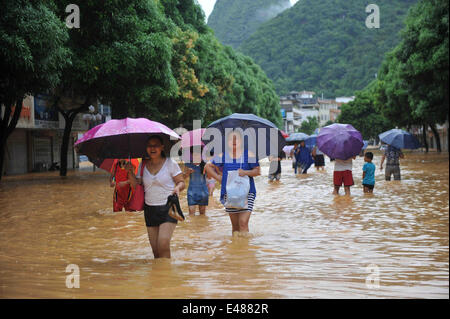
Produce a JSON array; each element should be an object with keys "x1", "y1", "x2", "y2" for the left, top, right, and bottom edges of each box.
[{"x1": 0, "y1": 151, "x2": 448, "y2": 298}]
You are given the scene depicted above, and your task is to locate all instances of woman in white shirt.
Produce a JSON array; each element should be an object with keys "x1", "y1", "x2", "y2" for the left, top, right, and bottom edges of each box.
[{"x1": 129, "y1": 136, "x2": 185, "y2": 259}]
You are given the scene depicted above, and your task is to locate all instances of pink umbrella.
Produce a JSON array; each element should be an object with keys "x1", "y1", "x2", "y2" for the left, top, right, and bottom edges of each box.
[
  {"x1": 181, "y1": 128, "x2": 206, "y2": 148},
  {"x1": 75, "y1": 117, "x2": 180, "y2": 160}
]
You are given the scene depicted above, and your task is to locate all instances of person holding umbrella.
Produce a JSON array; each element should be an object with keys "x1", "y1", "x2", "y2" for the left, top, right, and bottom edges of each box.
[
  {"x1": 181, "y1": 129, "x2": 209, "y2": 215},
  {"x1": 378, "y1": 129, "x2": 419, "y2": 181},
  {"x1": 316, "y1": 123, "x2": 364, "y2": 196},
  {"x1": 129, "y1": 135, "x2": 185, "y2": 259},
  {"x1": 295, "y1": 140, "x2": 314, "y2": 174},
  {"x1": 205, "y1": 130, "x2": 261, "y2": 235},
  {"x1": 75, "y1": 118, "x2": 184, "y2": 259},
  {"x1": 183, "y1": 146, "x2": 209, "y2": 216},
  {"x1": 380, "y1": 144, "x2": 404, "y2": 181},
  {"x1": 203, "y1": 113, "x2": 284, "y2": 235}
]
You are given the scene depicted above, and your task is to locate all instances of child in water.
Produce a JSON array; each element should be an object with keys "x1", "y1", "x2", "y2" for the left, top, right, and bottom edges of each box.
[
  {"x1": 184, "y1": 146, "x2": 209, "y2": 215},
  {"x1": 362, "y1": 152, "x2": 376, "y2": 193}
]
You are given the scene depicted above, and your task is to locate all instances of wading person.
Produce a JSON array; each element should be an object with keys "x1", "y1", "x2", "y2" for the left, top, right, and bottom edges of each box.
[
  {"x1": 291, "y1": 142, "x2": 300, "y2": 174},
  {"x1": 268, "y1": 151, "x2": 283, "y2": 181},
  {"x1": 110, "y1": 159, "x2": 136, "y2": 212},
  {"x1": 129, "y1": 136, "x2": 185, "y2": 259},
  {"x1": 205, "y1": 131, "x2": 260, "y2": 235},
  {"x1": 295, "y1": 140, "x2": 314, "y2": 174},
  {"x1": 380, "y1": 144, "x2": 404, "y2": 181},
  {"x1": 362, "y1": 152, "x2": 376, "y2": 193},
  {"x1": 333, "y1": 156, "x2": 356, "y2": 196},
  {"x1": 184, "y1": 146, "x2": 209, "y2": 216},
  {"x1": 312, "y1": 145, "x2": 325, "y2": 171}
]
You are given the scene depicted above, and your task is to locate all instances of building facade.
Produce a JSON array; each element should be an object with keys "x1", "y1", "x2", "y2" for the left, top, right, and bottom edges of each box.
[
  {"x1": 2, "y1": 94, "x2": 110, "y2": 176},
  {"x1": 280, "y1": 91, "x2": 320, "y2": 133}
]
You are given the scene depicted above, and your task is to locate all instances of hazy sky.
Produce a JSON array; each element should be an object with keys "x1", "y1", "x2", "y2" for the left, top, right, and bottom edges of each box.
[{"x1": 196, "y1": 0, "x2": 300, "y2": 20}]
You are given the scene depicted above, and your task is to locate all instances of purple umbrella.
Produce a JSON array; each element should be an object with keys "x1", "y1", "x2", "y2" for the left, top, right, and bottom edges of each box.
[
  {"x1": 317, "y1": 123, "x2": 363, "y2": 160},
  {"x1": 75, "y1": 118, "x2": 180, "y2": 160}
]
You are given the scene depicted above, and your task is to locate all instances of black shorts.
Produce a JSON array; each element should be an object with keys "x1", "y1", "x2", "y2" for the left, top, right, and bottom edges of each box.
[
  {"x1": 144, "y1": 204, "x2": 178, "y2": 227},
  {"x1": 363, "y1": 183, "x2": 375, "y2": 190},
  {"x1": 314, "y1": 154, "x2": 325, "y2": 166}
]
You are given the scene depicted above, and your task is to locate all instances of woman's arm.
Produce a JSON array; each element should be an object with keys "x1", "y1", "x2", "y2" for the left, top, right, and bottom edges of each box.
[
  {"x1": 380, "y1": 154, "x2": 385, "y2": 170},
  {"x1": 172, "y1": 173, "x2": 185, "y2": 196},
  {"x1": 239, "y1": 165, "x2": 261, "y2": 177}
]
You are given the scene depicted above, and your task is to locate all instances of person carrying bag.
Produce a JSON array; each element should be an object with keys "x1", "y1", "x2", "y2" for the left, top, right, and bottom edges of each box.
[{"x1": 205, "y1": 131, "x2": 260, "y2": 235}]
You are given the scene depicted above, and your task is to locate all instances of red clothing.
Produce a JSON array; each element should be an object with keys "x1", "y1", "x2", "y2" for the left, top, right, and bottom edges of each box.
[
  {"x1": 112, "y1": 160, "x2": 134, "y2": 212},
  {"x1": 333, "y1": 170, "x2": 354, "y2": 187}
]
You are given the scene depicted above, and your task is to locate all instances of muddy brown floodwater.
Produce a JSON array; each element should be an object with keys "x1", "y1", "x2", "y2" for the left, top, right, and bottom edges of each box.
[{"x1": 0, "y1": 151, "x2": 448, "y2": 298}]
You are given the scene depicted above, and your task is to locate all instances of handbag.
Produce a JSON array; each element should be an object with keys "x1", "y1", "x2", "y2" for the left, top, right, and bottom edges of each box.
[
  {"x1": 128, "y1": 160, "x2": 146, "y2": 211},
  {"x1": 224, "y1": 156, "x2": 250, "y2": 210}
]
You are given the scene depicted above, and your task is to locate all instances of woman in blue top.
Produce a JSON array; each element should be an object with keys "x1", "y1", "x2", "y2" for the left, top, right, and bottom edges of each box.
[
  {"x1": 205, "y1": 130, "x2": 261, "y2": 235},
  {"x1": 184, "y1": 146, "x2": 209, "y2": 215}
]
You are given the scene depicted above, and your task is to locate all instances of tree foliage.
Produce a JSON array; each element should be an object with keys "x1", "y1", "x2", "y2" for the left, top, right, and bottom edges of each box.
[
  {"x1": 1, "y1": 0, "x2": 283, "y2": 177},
  {"x1": 374, "y1": 0, "x2": 448, "y2": 150},
  {"x1": 0, "y1": 0, "x2": 69, "y2": 180},
  {"x1": 237, "y1": 0, "x2": 418, "y2": 97},
  {"x1": 338, "y1": 85, "x2": 393, "y2": 140},
  {"x1": 207, "y1": 0, "x2": 291, "y2": 48},
  {"x1": 299, "y1": 116, "x2": 319, "y2": 135}
]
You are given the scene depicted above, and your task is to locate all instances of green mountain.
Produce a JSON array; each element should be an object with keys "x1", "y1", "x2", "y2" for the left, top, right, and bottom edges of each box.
[
  {"x1": 238, "y1": 0, "x2": 418, "y2": 97},
  {"x1": 207, "y1": 0, "x2": 291, "y2": 48}
]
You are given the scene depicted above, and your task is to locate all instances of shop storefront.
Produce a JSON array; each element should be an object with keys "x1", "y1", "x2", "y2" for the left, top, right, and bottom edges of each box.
[{"x1": 2, "y1": 94, "x2": 104, "y2": 176}]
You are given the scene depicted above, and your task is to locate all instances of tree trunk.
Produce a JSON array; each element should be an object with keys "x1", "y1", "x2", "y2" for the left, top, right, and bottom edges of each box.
[
  {"x1": 0, "y1": 99, "x2": 23, "y2": 180},
  {"x1": 111, "y1": 101, "x2": 128, "y2": 119},
  {"x1": 56, "y1": 95, "x2": 91, "y2": 177},
  {"x1": 0, "y1": 138, "x2": 6, "y2": 180},
  {"x1": 59, "y1": 116, "x2": 73, "y2": 177},
  {"x1": 422, "y1": 124, "x2": 429, "y2": 153},
  {"x1": 429, "y1": 123, "x2": 442, "y2": 152}
]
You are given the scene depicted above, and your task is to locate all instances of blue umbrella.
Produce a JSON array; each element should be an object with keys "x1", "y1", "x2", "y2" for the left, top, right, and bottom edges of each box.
[
  {"x1": 204, "y1": 113, "x2": 286, "y2": 159},
  {"x1": 362, "y1": 140, "x2": 369, "y2": 150},
  {"x1": 305, "y1": 134, "x2": 317, "y2": 149},
  {"x1": 379, "y1": 129, "x2": 420, "y2": 149},
  {"x1": 286, "y1": 132, "x2": 309, "y2": 144}
]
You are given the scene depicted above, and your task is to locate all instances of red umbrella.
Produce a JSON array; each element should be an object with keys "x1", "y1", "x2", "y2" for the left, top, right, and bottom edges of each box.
[
  {"x1": 99, "y1": 158, "x2": 140, "y2": 174},
  {"x1": 280, "y1": 130, "x2": 289, "y2": 139},
  {"x1": 181, "y1": 128, "x2": 206, "y2": 148}
]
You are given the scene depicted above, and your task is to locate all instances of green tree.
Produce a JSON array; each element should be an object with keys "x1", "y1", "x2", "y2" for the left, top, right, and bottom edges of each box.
[
  {"x1": 338, "y1": 88, "x2": 393, "y2": 140},
  {"x1": 298, "y1": 116, "x2": 319, "y2": 135},
  {"x1": 395, "y1": 0, "x2": 449, "y2": 151},
  {"x1": 374, "y1": 0, "x2": 449, "y2": 151},
  {"x1": 52, "y1": 0, "x2": 177, "y2": 176},
  {"x1": 0, "y1": 0, "x2": 69, "y2": 180}
]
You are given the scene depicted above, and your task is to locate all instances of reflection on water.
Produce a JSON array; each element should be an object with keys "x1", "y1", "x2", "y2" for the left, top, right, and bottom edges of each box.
[{"x1": 0, "y1": 152, "x2": 448, "y2": 298}]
